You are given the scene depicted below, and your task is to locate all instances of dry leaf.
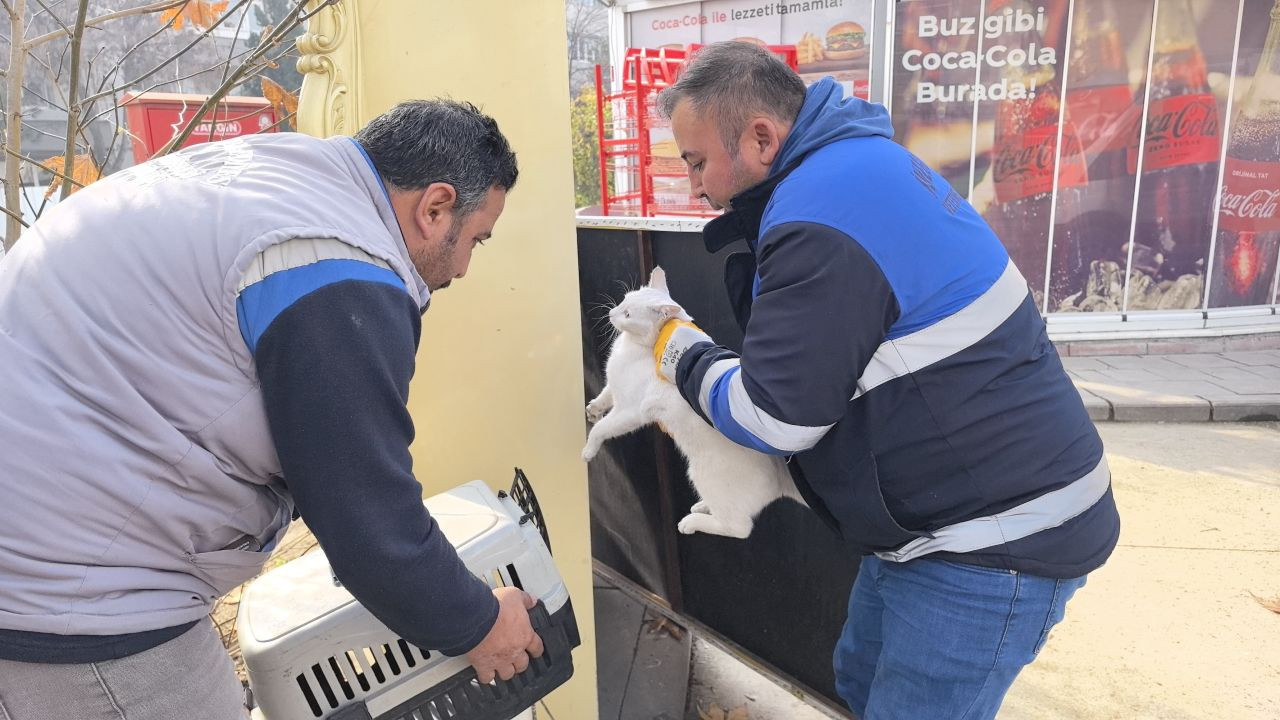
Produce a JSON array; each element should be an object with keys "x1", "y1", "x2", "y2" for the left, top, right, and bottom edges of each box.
[
  {"x1": 42, "y1": 154, "x2": 101, "y2": 198},
  {"x1": 1251, "y1": 592, "x2": 1280, "y2": 614},
  {"x1": 260, "y1": 76, "x2": 298, "y2": 131},
  {"x1": 646, "y1": 614, "x2": 685, "y2": 641},
  {"x1": 727, "y1": 706, "x2": 749, "y2": 720},
  {"x1": 161, "y1": 0, "x2": 229, "y2": 31}
]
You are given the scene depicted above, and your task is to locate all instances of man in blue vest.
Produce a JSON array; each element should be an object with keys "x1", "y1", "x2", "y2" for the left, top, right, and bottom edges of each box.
[{"x1": 654, "y1": 42, "x2": 1119, "y2": 719}]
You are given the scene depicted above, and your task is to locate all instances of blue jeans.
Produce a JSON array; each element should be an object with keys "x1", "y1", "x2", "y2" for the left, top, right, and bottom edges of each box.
[{"x1": 834, "y1": 555, "x2": 1086, "y2": 720}]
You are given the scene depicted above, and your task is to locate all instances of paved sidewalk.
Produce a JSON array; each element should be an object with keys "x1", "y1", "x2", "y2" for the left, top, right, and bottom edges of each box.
[{"x1": 1063, "y1": 350, "x2": 1280, "y2": 422}]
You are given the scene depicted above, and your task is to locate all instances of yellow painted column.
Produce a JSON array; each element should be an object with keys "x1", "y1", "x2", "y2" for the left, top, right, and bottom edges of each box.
[{"x1": 297, "y1": 2, "x2": 597, "y2": 717}]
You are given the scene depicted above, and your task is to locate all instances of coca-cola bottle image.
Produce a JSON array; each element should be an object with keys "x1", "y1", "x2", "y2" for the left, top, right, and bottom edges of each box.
[
  {"x1": 1130, "y1": 0, "x2": 1221, "y2": 302},
  {"x1": 1050, "y1": 0, "x2": 1139, "y2": 307},
  {"x1": 1209, "y1": 0, "x2": 1280, "y2": 307},
  {"x1": 984, "y1": 36, "x2": 1088, "y2": 301}
]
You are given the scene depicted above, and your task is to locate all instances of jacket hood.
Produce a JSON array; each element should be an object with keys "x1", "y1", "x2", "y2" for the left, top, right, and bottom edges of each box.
[{"x1": 772, "y1": 77, "x2": 894, "y2": 175}]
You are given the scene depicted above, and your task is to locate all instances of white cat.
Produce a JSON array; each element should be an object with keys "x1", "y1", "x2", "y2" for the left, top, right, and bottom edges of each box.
[{"x1": 581, "y1": 267, "x2": 802, "y2": 539}]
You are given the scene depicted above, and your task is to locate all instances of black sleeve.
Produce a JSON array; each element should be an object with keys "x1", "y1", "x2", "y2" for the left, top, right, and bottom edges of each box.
[
  {"x1": 740, "y1": 221, "x2": 900, "y2": 425},
  {"x1": 253, "y1": 279, "x2": 498, "y2": 656},
  {"x1": 676, "y1": 222, "x2": 899, "y2": 446}
]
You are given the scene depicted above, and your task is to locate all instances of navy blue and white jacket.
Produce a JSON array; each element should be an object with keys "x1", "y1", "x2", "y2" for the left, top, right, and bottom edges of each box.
[{"x1": 674, "y1": 78, "x2": 1120, "y2": 578}]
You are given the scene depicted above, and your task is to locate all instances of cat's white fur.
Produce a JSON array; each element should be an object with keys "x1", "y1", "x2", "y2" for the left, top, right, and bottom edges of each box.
[{"x1": 582, "y1": 267, "x2": 802, "y2": 539}]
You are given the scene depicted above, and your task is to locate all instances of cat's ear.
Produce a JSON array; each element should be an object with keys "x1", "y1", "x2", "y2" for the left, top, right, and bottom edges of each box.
[
  {"x1": 648, "y1": 266, "x2": 668, "y2": 290},
  {"x1": 657, "y1": 304, "x2": 683, "y2": 320}
]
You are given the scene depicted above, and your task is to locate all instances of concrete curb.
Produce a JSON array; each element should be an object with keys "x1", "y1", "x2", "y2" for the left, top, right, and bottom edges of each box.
[{"x1": 1064, "y1": 350, "x2": 1280, "y2": 423}]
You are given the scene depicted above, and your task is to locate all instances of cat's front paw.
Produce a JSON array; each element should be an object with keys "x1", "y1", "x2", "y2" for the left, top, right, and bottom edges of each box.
[
  {"x1": 585, "y1": 401, "x2": 607, "y2": 424},
  {"x1": 677, "y1": 512, "x2": 751, "y2": 539},
  {"x1": 581, "y1": 443, "x2": 599, "y2": 462},
  {"x1": 690, "y1": 500, "x2": 711, "y2": 515},
  {"x1": 677, "y1": 513, "x2": 708, "y2": 534}
]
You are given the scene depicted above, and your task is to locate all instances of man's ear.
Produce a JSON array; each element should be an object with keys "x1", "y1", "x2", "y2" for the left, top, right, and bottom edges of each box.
[
  {"x1": 416, "y1": 182, "x2": 458, "y2": 234},
  {"x1": 745, "y1": 116, "x2": 784, "y2": 167}
]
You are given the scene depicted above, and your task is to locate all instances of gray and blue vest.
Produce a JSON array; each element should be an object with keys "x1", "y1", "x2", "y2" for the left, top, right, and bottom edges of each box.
[{"x1": 0, "y1": 134, "x2": 427, "y2": 635}]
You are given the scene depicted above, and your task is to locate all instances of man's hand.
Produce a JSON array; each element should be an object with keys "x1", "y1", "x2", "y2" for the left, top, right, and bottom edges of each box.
[
  {"x1": 466, "y1": 587, "x2": 545, "y2": 684},
  {"x1": 654, "y1": 319, "x2": 711, "y2": 382}
]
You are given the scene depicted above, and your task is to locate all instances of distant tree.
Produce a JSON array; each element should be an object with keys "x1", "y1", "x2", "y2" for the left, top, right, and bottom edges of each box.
[
  {"x1": 566, "y1": 0, "x2": 611, "y2": 209},
  {"x1": 570, "y1": 84, "x2": 609, "y2": 210},
  {"x1": 566, "y1": 0, "x2": 609, "y2": 96}
]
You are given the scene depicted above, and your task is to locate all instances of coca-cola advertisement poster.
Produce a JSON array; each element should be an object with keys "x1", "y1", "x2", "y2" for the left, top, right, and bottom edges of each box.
[
  {"x1": 1120, "y1": 0, "x2": 1235, "y2": 312},
  {"x1": 628, "y1": 0, "x2": 877, "y2": 98},
  {"x1": 972, "y1": 0, "x2": 1073, "y2": 306},
  {"x1": 1047, "y1": 0, "x2": 1155, "y2": 313},
  {"x1": 1209, "y1": 0, "x2": 1280, "y2": 308},
  {"x1": 890, "y1": 0, "x2": 985, "y2": 198},
  {"x1": 891, "y1": 0, "x2": 1271, "y2": 313}
]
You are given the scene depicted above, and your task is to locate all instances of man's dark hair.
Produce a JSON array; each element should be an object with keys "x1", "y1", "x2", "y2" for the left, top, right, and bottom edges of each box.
[
  {"x1": 355, "y1": 99, "x2": 518, "y2": 214},
  {"x1": 658, "y1": 42, "x2": 806, "y2": 151}
]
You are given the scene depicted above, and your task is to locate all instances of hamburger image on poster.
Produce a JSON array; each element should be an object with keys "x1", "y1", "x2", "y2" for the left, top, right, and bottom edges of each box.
[
  {"x1": 825, "y1": 21, "x2": 866, "y2": 60},
  {"x1": 795, "y1": 21, "x2": 868, "y2": 71}
]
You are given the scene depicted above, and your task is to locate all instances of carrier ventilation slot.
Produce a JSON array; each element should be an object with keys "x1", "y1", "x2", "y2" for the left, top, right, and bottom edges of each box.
[
  {"x1": 386, "y1": 665, "x2": 556, "y2": 720},
  {"x1": 295, "y1": 636, "x2": 435, "y2": 716},
  {"x1": 483, "y1": 564, "x2": 525, "y2": 591}
]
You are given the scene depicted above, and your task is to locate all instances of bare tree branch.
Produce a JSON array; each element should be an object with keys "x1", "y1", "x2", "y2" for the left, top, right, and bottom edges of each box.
[
  {"x1": 156, "y1": 0, "x2": 323, "y2": 156},
  {"x1": 21, "y1": 78, "x2": 68, "y2": 112},
  {"x1": 27, "y1": 50, "x2": 100, "y2": 169},
  {"x1": 89, "y1": 0, "x2": 186, "y2": 101},
  {"x1": 101, "y1": 99, "x2": 128, "y2": 172},
  {"x1": 5, "y1": 0, "x2": 27, "y2": 249},
  {"x1": 85, "y1": 41, "x2": 104, "y2": 71},
  {"x1": 21, "y1": 119, "x2": 67, "y2": 143},
  {"x1": 218, "y1": 0, "x2": 250, "y2": 85},
  {"x1": 29, "y1": 0, "x2": 71, "y2": 49},
  {"x1": 59, "y1": 0, "x2": 89, "y2": 200},
  {"x1": 211, "y1": 1, "x2": 251, "y2": 141},
  {"x1": 28, "y1": 32, "x2": 100, "y2": 169},
  {"x1": 18, "y1": 161, "x2": 53, "y2": 219},
  {"x1": 23, "y1": 0, "x2": 62, "y2": 36},
  {"x1": 81, "y1": 0, "x2": 252, "y2": 106},
  {"x1": 24, "y1": 0, "x2": 187, "y2": 51},
  {"x1": 4, "y1": 144, "x2": 86, "y2": 189},
  {"x1": 31, "y1": 47, "x2": 71, "y2": 106},
  {"x1": 0, "y1": 199, "x2": 30, "y2": 228},
  {"x1": 83, "y1": 45, "x2": 255, "y2": 127},
  {"x1": 298, "y1": 0, "x2": 337, "y2": 24}
]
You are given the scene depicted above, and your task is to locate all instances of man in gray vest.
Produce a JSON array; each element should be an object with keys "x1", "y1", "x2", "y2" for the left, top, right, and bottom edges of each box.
[{"x1": 0, "y1": 99, "x2": 543, "y2": 719}]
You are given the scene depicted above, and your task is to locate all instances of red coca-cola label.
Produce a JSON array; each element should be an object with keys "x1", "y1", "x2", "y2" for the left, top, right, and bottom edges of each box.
[
  {"x1": 993, "y1": 125, "x2": 1089, "y2": 203},
  {"x1": 1067, "y1": 85, "x2": 1135, "y2": 155},
  {"x1": 1128, "y1": 93, "x2": 1221, "y2": 173},
  {"x1": 1218, "y1": 158, "x2": 1280, "y2": 233}
]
